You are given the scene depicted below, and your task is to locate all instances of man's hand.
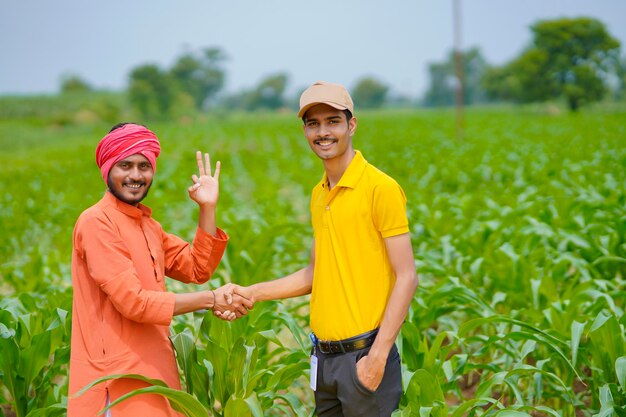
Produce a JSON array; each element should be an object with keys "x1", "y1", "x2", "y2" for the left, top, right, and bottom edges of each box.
[
  {"x1": 212, "y1": 284, "x2": 254, "y2": 321},
  {"x1": 221, "y1": 283, "x2": 255, "y2": 303},
  {"x1": 188, "y1": 151, "x2": 220, "y2": 208},
  {"x1": 356, "y1": 354, "x2": 386, "y2": 392}
]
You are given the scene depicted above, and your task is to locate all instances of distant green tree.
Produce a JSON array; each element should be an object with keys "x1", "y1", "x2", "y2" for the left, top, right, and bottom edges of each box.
[
  {"x1": 423, "y1": 61, "x2": 452, "y2": 107},
  {"x1": 352, "y1": 77, "x2": 389, "y2": 109},
  {"x1": 128, "y1": 64, "x2": 176, "y2": 119},
  {"x1": 483, "y1": 48, "x2": 551, "y2": 104},
  {"x1": 242, "y1": 73, "x2": 289, "y2": 110},
  {"x1": 257, "y1": 73, "x2": 288, "y2": 110},
  {"x1": 482, "y1": 66, "x2": 519, "y2": 103},
  {"x1": 423, "y1": 48, "x2": 488, "y2": 107},
  {"x1": 60, "y1": 74, "x2": 91, "y2": 93},
  {"x1": 483, "y1": 17, "x2": 621, "y2": 111},
  {"x1": 169, "y1": 47, "x2": 227, "y2": 110},
  {"x1": 616, "y1": 55, "x2": 626, "y2": 100},
  {"x1": 220, "y1": 90, "x2": 252, "y2": 110}
]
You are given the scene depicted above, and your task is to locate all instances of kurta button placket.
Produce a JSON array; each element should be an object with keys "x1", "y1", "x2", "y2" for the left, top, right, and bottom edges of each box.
[{"x1": 140, "y1": 219, "x2": 160, "y2": 282}]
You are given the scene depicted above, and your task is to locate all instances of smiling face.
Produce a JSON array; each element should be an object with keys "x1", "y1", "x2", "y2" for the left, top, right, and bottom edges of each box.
[
  {"x1": 303, "y1": 104, "x2": 357, "y2": 164},
  {"x1": 107, "y1": 154, "x2": 154, "y2": 206}
]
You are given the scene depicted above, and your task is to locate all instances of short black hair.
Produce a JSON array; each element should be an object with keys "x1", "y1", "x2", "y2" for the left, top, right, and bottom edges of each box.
[
  {"x1": 302, "y1": 109, "x2": 353, "y2": 124},
  {"x1": 108, "y1": 122, "x2": 146, "y2": 133}
]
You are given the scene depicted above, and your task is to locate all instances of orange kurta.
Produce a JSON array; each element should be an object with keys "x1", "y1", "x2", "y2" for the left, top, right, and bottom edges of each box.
[{"x1": 68, "y1": 191, "x2": 228, "y2": 416}]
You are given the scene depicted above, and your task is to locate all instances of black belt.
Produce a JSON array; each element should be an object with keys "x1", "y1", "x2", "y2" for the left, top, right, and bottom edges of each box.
[{"x1": 313, "y1": 328, "x2": 379, "y2": 354}]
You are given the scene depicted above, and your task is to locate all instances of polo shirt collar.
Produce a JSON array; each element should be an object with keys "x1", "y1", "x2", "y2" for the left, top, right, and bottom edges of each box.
[
  {"x1": 103, "y1": 190, "x2": 152, "y2": 219},
  {"x1": 321, "y1": 150, "x2": 367, "y2": 190}
]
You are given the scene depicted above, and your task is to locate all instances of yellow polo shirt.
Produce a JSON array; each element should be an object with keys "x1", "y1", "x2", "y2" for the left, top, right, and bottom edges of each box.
[{"x1": 310, "y1": 150, "x2": 409, "y2": 341}]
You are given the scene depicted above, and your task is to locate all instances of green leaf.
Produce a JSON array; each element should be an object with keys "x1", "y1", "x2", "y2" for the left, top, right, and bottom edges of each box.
[
  {"x1": 571, "y1": 320, "x2": 586, "y2": 367},
  {"x1": 275, "y1": 392, "x2": 308, "y2": 416},
  {"x1": 595, "y1": 384, "x2": 615, "y2": 417},
  {"x1": 616, "y1": 356, "x2": 626, "y2": 391},
  {"x1": 227, "y1": 339, "x2": 258, "y2": 397},
  {"x1": 171, "y1": 328, "x2": 196, "y2": 393},
  {"x1": 74, "y1": 373, "x2": 168, "y2": 398},
  {"x1": 45, "y1": 308, "x2": 68, "y2": 332},
  {"x1": 243, "y1": 393, "x2": 263, "y2": 417},
  {"x1": 592, "y1": 255, "x2": 626, "y2": 266},
  {"x1": 405, "y1": 369, "x2": 447, "y2": 417},
  {"x1": 105, "y1": 385, "x2": 207, "y2": 417},
  {"x1": 256, "y1": 329, "x2": 284, "y2": 348},
  {"x1": 265, "y1": 360, "x2": 308, "y2": 392},
  {"x1": 393, "y1": 404, "x2": 417, "y2": 417},
  {"x1": 224, "y1": 396, "x2": 251, "y2": 417},
  {"x1": 475, "y1": 371, "x2": 506, "y2": 398},
  {"x1": 0, "y1": 322, "x2": 15, "y2": 338},
  {"x1": 424, "y1": 331, "x2": 448, "y2": 373},
  {"x1": 419, "y1": 406, "x2": 433, "y2": 417},
  {"x1": 527, "y1": 406, "x2": 561, "y2": 417},
  {"x1": 20, "y1": 330, "x2": 51, "y2": 389},
  {"x1": 493, "y1": 411, "x2": 532, "y2": 417},
  {"x1": 202, "y1": 341, "x2": 229, "y2": 404},
  {"x1": 25, "y1": 404, "x2": 66, "y2": 417},
  {"x1": 450, "y1": 398, "x2": 502, "y2": 417},
  {"x1": 0, "y1": 335, "x2": 22, "y2": 414},
  {"x1": 499, "y1": 243, "x2": 520, "y2": 264},
  {"x1": 589, "y1": 313, "x2": 625, "y2": 382}
]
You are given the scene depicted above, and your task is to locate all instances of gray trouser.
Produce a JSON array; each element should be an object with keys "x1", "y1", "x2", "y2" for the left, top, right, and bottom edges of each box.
[{"x1": 313, "y1": 344, "x2": 402, "y2": 417}]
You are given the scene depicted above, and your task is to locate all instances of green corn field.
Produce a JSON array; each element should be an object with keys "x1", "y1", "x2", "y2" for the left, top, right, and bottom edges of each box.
[{"x1": 0, "y1": 98, "x2": 625, "y2": 416}]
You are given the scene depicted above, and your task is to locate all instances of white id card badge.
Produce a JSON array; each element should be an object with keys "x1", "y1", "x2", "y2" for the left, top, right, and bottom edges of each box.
[{"x1": 310, "y1": 355, "x2": 318, "y2": 391}]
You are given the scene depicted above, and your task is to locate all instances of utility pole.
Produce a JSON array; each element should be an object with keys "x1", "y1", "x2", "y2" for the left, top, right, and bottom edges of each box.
[{"x1": 453, "y1": 0, "x2": 464, "y2": 140}]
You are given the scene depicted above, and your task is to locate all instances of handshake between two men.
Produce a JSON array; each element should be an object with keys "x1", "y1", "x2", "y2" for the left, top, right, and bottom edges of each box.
[
  {"x1": 208, "y1": 262, "x2": 314, "y2": 321},
  {"x1": 209, "y1": 283, "x2": 256, "y2": 321}
]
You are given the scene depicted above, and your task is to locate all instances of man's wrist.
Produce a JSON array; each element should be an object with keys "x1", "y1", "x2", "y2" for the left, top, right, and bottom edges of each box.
[
  {"x1": 368, "y1": 341, "x2": 391, "y2": 363},
  {"x1": 248, "y1": 283, "x2": 260, "y2": 302},
  {"x1": 209, "y1": 290, "x2": 216, "y2": 309},
  {"x1": 199, "y1": 203, "x2": 217, "y2": 211}
]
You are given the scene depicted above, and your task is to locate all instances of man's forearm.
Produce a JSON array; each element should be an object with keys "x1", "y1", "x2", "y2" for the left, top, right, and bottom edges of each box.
[
  {"x1": 369, "y1": 232, "x2": 419, "y2": 361},
  {"x1": 368, "y1": 270, "x2": 418, "y2": 361},
  {"x1": 250, "y1": 265, "x2": 314, "y2": 302},
  {"x1": 198, "y1": 204, "x2": 217, "y2": 236},
  {"x1": 173, "y1": 291, "x2": 213, "y2": 315}
]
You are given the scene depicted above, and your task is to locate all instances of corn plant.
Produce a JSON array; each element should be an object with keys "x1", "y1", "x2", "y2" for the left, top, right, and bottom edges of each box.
[
  {"x1": 171, "y1": 300, "x2": 312, "y2": 416},
  {"x1": 0, "y1": 288, "x2": 71, "y2": 417}
]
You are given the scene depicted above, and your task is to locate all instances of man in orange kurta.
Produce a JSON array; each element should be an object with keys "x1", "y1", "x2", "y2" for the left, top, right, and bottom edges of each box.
[{"x1": 68, "y1": 123, "x2": 249, "y2": 416}]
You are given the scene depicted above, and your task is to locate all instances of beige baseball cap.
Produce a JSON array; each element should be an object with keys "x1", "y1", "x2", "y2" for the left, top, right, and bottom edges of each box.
[{"x1": 298, "y1": 81, "x2": 354, "y2": 118}]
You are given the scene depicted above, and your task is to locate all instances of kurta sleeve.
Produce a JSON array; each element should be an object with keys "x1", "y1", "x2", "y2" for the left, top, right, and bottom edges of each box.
[
  {"x1": 75, "y1": 213, "x2": 175, "y2": 325},
  {"x1": 162, "y1": 226, "x2": 229, "y2": 284}
]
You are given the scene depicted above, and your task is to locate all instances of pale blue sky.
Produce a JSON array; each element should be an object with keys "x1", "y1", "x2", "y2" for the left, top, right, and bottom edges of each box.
[{"x1": 1, "y1": 0, "x2": 625, "y2": 98}]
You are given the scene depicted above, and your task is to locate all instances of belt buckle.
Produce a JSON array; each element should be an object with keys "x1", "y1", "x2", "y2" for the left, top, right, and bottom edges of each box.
[{"x1": 352, "y1": 339, "x2": 366, "y2": 350}]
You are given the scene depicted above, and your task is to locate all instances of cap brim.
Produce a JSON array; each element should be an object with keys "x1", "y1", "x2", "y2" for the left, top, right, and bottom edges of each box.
[{"x1": 297, "y1": 101, "x2": 349, "y2": 118}]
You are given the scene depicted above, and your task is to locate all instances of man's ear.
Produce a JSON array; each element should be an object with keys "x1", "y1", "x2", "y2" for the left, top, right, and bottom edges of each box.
[{"x1": 349, "y1": 116, "x2": 357, "y2": 135}]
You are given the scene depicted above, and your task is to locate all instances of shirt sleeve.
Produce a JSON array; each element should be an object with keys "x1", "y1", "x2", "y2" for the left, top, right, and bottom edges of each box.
[
  {"x1": 372, "y1": 178, "x2": 410, "y2": 238},
  {"x1": 162, "y1": 227, "x2": 229, "y2": 284},
  {"x1": 75, "y1": 213, "x2": 175, "y2": 326}
]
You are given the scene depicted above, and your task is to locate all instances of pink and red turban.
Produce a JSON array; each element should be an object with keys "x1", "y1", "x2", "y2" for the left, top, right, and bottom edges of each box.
[{"x1": 95, "y1": 124, "x2": 161, "y2": 183}]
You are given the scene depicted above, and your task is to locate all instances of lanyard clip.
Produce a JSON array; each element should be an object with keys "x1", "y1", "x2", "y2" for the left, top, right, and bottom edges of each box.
[{"x1": 310, "y1": 332, "x2": 318, "y2": 354}]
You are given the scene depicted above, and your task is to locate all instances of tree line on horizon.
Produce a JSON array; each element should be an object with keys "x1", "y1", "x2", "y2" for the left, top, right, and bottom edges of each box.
[{"x1": 59, "y1": 16, "x2": 625, "y2": 118}]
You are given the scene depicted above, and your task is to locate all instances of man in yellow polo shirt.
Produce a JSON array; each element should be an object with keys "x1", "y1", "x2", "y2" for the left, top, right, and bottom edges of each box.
[{"x1": 222, "y1": 81, "x2": 418, "y2": 416}]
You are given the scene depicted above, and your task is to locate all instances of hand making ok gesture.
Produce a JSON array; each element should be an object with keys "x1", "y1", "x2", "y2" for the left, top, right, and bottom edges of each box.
[{"x1": 188, "y1": 151, "x2": 221, "y2": 208}]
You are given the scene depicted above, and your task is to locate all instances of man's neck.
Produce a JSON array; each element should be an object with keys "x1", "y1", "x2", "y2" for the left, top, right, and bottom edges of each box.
[{"x1": 324, "y1": 149, "x2": 356, "y2": 189}]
